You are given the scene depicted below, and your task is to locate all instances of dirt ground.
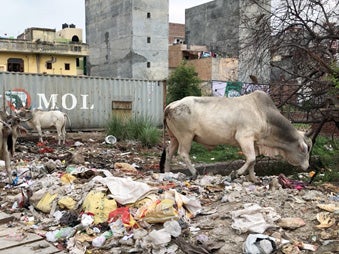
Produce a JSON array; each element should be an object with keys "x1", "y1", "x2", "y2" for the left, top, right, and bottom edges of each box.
[{"x1": 0, "y1": 131, "x2": 338, "y2": 254}]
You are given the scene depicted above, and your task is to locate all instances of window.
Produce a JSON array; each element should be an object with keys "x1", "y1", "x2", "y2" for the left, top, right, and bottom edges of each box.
[
  {"x1": 7, "y1": 58, "x2": 24, "y2": 72},
  {"x1": 71, "y1": 35, "x2": 79, "y2": 42},
  {"x1": 147, "y1": 62, "x2": 151, "y2": 68},
  {"x1": 65, "y1": 63, "x2": 70, "y2": 70},
  {"x1": 46, "y1": 62, "x2": 52, "y2": 69},
  {"x1": 147, "y1": 37, "x2": 151, "y2": 43},
  {"x1": 147, "y1": 12, "x2": 151, "y2": 18},
  {"x1": 72, "y1": 45, "x2": 81, "y2": 52},
  {"x1": 76, "y1": 58, "x2": 80, "y2": 67}
]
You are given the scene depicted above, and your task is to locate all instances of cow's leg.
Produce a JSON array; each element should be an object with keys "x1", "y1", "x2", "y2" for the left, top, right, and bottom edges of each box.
[
  {"x1": 177, "y1": 138, "x2": 197, "y2": 179},
  {"x1": 164, "y1": 135, "x2": 179, "y2": 172},
  {"x1": 57, "y1": 129, "x2": 61, "y2": 145},
  {"x1": 235, "y1": 137, "x2": 258, "y2": 183},
  {"x1": 4, "y1": 150, "x2": 13, "y2": 184},
  {"x1": 55, "y1": 124, "x2": 63, "y2": 145},
  {"x1": 61, "y1": 122, "x2": 66, "y2": 145},
  {"x1": 36, "y1": 126, "x2": 44, "y2": 143}
]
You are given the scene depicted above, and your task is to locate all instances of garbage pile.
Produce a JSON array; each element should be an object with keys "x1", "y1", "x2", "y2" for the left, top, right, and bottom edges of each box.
[{"x1": 0, "y1": 133, "x2": 338, "y2": 254}]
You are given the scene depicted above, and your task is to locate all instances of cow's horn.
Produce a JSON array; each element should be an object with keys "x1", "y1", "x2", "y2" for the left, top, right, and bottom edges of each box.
[
  {"x1": 305, "y1": 128, "x2": 314, "y2": 138},
  {"x1": 19, "y1": 117, "x2": 30, "y2": 122},
  {"x1": 0, "y1": 119, "x2": 11, "y2": 128}
]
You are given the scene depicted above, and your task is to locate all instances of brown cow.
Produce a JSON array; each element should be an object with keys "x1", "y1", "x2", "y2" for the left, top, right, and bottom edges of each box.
[
  {"x1": 0, "y1": 119, "x2": 14, "y2": 184},
  {"x1": 0, "y1": 111, "x2": 28, "y2": 183},
  {"x1": 160, "y1": 91, "x2": 312, "y2": 182}
]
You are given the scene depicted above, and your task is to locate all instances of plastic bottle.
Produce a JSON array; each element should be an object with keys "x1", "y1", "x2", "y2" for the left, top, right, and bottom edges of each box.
[{"x1": 92, "y1": 231, "x2": 112, "y2": 247}]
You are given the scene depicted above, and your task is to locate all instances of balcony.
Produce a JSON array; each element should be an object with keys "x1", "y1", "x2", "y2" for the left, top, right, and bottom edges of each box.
[{"x1": 0, "y1": 38, "x2": 89, "y2": 57}]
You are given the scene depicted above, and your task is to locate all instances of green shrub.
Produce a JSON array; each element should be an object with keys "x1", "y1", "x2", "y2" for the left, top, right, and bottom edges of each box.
[
  {"x1": 309, "y1": 135, "x2": 338, "y2": 183},
  {"x1": 139, "y1": 125, "x2": 161, "y2": 148},
  {"x1": 167, "y1": 61, "x2": 202, "y2": 104},
  {"x1": 312, "y1": 135, "x2": 338, "y2": 169},
  {"x1": 107, "y1": 115, "x2": 128, "y2": 140},
  {"x1": 107, "y1": 115, "x2": 161, "y2": 147}
]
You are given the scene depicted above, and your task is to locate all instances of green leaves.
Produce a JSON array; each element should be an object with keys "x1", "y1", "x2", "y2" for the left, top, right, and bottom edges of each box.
[{"x1": 167, "y1": 61, "x2": 202, "y2": 104}]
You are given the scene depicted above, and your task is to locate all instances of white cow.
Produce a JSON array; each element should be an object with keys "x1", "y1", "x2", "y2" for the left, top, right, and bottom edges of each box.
[
  {"x1": 17, "y1": 109, "x2": 70, "y2": 145},
  {"x1": 159, "y1": 91, "x2": 313, "y2": 182}
]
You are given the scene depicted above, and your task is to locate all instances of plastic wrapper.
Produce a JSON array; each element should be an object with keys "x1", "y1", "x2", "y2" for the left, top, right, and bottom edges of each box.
[
  {"x1": 108, "y1": 207, "x2": 138, "y2": 229},
  {"x1": 36, "y1": 192, "x2": 58, "y2": 213},
  {"x1": 60, "y1": 173, "x2": 76, "y2": 184},
  {"x1": 58, "y1": 196, "x2": 77, "y2": 210},
  {"x1": 135, "y1": 199, "x2": 179, "y2": 223},
  {"x1": 82, "y1": 190, "x2": 117, "y2": 224}
]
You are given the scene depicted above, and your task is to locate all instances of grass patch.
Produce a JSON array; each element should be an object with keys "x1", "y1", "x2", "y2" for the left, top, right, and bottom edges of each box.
[
  {"x1": 190, "y1": 143, "x2": 244, "y2": 163},
  {"x1": 107, "y1": 115, "x2": 161, "y2": 147},
  {"x1": 311, "y1": 135, "x2": 339, "y2": 182}
]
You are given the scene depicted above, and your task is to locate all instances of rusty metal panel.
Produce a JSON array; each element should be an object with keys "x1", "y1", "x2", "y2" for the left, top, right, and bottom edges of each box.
[{"x1": 0, "y1": 72, "x2": 164, "y2": 129}]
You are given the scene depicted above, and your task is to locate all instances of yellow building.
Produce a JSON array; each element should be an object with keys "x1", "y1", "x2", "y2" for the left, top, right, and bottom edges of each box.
[{"x1": 0, "y1": 25, "x2": 89, "y2": 76}]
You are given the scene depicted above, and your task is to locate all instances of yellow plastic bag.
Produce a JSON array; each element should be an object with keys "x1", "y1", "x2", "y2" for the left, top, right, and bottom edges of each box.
[
  {"x1": 60, "y1": 173, "x2": 76, "y2": 184},
  {"x1": 36, "y1": 192, "x2": 58, "y2": 213},
  {"x1": 82, "y1": 191, "x2": 117, "y2": 224},
  {"x1": 114, "y1": 162, "x2": 138, "y2": 173},
  {"x1": 58, "y1": 196, "x2": 77, "y2": 210},
  {"x1": 135, "y1": 198, "x2": 178, "y2": 223}
]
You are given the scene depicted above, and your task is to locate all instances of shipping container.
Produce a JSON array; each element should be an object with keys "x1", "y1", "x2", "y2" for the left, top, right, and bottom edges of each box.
[{"x1": 0, "y1": 72, "x2": 165, "y2": 129}]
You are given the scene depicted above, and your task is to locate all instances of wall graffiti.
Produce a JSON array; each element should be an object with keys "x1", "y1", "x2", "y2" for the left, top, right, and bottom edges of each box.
[
  {"x1": 5, "y1": 88, "x2": 31, "y2": 110},
  {"x1": 4, "y1": 88, "x2": 94, "y2": 111}
]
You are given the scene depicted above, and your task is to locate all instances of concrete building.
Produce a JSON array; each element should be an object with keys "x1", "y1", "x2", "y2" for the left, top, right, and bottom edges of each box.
[
  {"x1": 169, "y1": 23, "x2": 185, "y2": 45},
  {"x1": 185, "y1": 0, "x2": 239, "y2": 58},
  {"x1": 85, "y1": 0, "x2": 169, "y2": 80},
  {"x1": 185, "y1": 0, "x2": 270, "y2": 84},
  {"x1": 169, "y1": 43, "x2": 237, "y2": 81},
  {"x1": 0, "y1": 26, "x2": 88, "y2": 76}
]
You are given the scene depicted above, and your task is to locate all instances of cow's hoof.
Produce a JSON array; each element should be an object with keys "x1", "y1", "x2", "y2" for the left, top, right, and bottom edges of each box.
[
  {"x1": 229, "y1": 170, "x2": 237, "y2": 181},
  {"x1": 248, "y1": 175, "x2": 261, "y2": 184},
  {"x1": 189, "y1": 174, "x2": 197, "y2": 181}
]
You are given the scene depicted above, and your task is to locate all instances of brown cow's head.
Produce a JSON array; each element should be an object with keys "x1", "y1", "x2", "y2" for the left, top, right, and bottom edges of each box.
[{"x1": 14, "y1": 108, "x2": 33, "y2": 122}]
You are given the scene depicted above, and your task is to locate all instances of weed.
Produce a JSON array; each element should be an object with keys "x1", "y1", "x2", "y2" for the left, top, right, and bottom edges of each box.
[
  {"x1": 139, "y1": 125, "x2": 161, "y2": 148},
  {"x1": 107, "y1": 115, "x2": 161, "y2": 147},
  {"x1": 309, "y1": 136, "x2": 339, "y2": 183}
]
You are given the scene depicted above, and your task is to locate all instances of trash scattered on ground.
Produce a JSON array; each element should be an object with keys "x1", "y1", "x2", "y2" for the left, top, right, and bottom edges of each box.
[{"x1": 0, "y1": 132, "x2": 338, "y2": 253}]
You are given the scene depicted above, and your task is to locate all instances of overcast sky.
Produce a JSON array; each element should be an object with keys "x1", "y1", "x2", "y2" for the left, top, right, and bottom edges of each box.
[{"x1": 1, "y1": 0, "x2": 212, "y2": 40}]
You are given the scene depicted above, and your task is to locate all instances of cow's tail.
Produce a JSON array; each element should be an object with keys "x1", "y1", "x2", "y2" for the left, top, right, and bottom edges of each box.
[
  {"x1": 159, "y1": 117, "x2": 167, "y2": 173},
  {"x1": 159, "y1": 148, "x2": 166, "y2": 173},
  {"x1": 7, "y1": 133, "x2": 14, "y2": 156}
]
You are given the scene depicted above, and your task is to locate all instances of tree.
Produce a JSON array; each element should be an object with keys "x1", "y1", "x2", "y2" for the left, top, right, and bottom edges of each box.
[
  {"x1": 240, "y1": 0, "x2": 339, "y2": 136},
  {"x1": 166, "y1": 61, "x2": 202, "y2": 104}
]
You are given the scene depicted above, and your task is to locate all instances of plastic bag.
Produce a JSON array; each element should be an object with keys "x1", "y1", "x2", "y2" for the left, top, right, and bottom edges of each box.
[
  {"x1": 58, "y1": 196, "x2": 77, "y2": 210},
  {"x1": 60, "y1": 173, "x2": 76, "y2": 184},
  {"x1": 36, "y1": 192, "x2": 58, "y2": 213},
  {"x1": 82, "y1": 191, "x2": 117, "y2": 224},
  {"x1": 108, "y1": 207, "x2": 138, "y2": 229},
  {"x1": 243, "y1": 234, "x2": 277, "y2": 254},
  {"x1": 135, "y1": 199, "x2": 179, "y2": 223}
]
